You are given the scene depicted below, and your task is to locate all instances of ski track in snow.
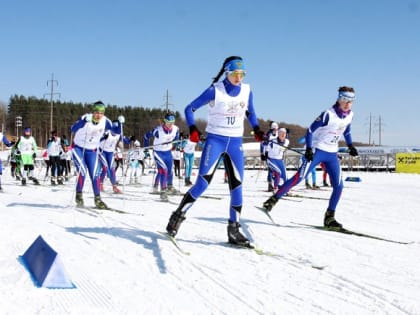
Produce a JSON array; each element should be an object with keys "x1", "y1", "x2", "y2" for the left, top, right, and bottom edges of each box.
[{"x1": 1, "y1": 168, "x2": 420, "y2": 314}]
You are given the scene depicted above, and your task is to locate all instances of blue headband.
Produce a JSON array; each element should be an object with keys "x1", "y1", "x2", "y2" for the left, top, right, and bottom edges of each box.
[
  {"x1": 224, "y1": 59, "x2": 245, "y2": 72},
  {"x1": 338, "y1": 91, "x2": 355, "y2": 102}
]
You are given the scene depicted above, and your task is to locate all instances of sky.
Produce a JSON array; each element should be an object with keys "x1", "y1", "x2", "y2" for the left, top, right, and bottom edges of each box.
[
  {"x1": 1, "y1": 152, "x2": 419, "y2": 314},
  {"x1": 1, "y1": 0, "x2": 420, "y2": 146}
]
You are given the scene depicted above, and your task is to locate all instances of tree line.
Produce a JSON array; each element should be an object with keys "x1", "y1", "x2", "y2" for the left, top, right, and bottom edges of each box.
[{"x1": 3, "y1": 94, "x2": 313, "y2": 149}]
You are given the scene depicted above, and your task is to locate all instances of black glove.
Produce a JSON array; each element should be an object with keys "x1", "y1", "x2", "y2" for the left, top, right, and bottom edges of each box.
[
  {"x1": 253, "y1": 126, "x2": 266, "y2": 142},
  {"x1": 348, "y1": 145, "x2": 358, "y2": 157},
  {"x1": 305, "y1": 147, "x2": 314, "y2": 162},
  {"x1": 130, "y1": 135, "x2": 136, "y2": 142},
  {"x1": 10, "y1": 141, "x2": 16, "y2": 146},
  {"x1": 32, "y1": 153, "x2": 36, "y2": 159},
  {"x1": 103, "y1": 131, "x2": 109, "y2": 139},
  {"x1": 261, "y1": 153, "x2": 267, "y2": 161}
]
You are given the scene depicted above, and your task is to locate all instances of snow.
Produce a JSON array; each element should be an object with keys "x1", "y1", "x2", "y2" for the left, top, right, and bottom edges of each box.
[{"x1": 1, "y1": 161, "x2": 420, "y2": 315}]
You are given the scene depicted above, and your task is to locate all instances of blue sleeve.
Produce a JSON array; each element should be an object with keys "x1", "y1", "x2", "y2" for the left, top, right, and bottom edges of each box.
[
  {"x1": 245, "y1": 91, "x2": 259, "y2": 129},
  {"x1": 184, "y1": 86, "x2": 216, "y2": 126},
  {"x1": 343, "y1": 124, "x2": 353, "y2": 145},
  {"x1": 122, "y1": 136, "x2": 131, "y2": 145},
  {"x1": 305, "y1": 111, "x2": 329, "y2": 148},
  {"x1": 71, "y1": 118, "x2": 87, "y2": 133},
  {"x1": 143, "y1": 129, "x2": 156, "y2": 147},
  {"x1": 2, "y1": 135, "x2": 12, "y2": 147}
]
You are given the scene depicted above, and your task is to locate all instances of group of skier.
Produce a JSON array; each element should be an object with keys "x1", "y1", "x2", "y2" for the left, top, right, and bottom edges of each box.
[{"x1": 1, "y1": 55, "x2": 359, "y2": 248}]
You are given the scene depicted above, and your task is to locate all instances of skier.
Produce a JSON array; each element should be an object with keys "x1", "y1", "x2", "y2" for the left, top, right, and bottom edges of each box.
[
  {"x1": 71, "y1": 101, "x2": 112, "y2": 208},
  {"x1": 263, "y1": 127, "x2": 289, "y2": 192},
  {"x1": 262, "y1": 86, "x2": 359, "y2": 229},
  {"x1": 165, "y1": 55, "x2": 265, "y2": 247},
  {"x1": 16, "y1": 127, "x2": 39, "y2": 185},
  {"x1": 98, "y1": 117, "x2": 125, "y2": 193},
  {"x1": 46, "y1": 130, "x2": 64, "y2": 185},
  {"x1": 126, "y1": 140, "x2": 145, "y2": 184},
  {"x1": 143, "y1": 112, "x2": 180, "y2": 200},
  {"x1": 182, "y1": 138, "x2": 198, "y2": 186},
  {"x1": 0, "y1": 132, "x2": 15, "y2": 190},
  {"x1": 261, "y1": 121, "x2": 279, "y2": 192}
]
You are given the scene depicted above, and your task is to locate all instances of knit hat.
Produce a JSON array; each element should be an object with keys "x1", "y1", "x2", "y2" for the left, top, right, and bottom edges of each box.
[{"x1": 93, "y1": 101, "x2": 106, "y2": 113}]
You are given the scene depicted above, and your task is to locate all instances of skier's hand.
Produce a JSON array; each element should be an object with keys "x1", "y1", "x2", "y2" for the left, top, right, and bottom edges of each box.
[
  {"x1": 305, "y1": 147, "x2": 314, "y2": 162},
  {"x1": 189, "y1": 125, "x2": 201, "y2": 143},
  {"x1": 252, "y1": 126, "x2": 266, "y2": 142},
  {"x1": 32, "y1": 153, "x2": 36, "y2": 159},
  {"x1": 82, "y1": 113, "x2": 93, "y2": 122},
  {"x1": 129, "y1": 135, "x2": 136, "y2": 142},
  {"x1": 348, "y1": 145, "x2": 358, "y2": 157},
  {"x1": 118, "y1": 115, "x2": 125, "y2": 124}
]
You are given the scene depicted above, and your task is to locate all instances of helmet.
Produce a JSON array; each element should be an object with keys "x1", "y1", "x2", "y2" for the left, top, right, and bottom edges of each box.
[
  {"x1": 134, "y1": 140, "x2": 140, "y2": 147},
  {"x1": 270, "y1": 122, "x2": 278, "y2": 130}
]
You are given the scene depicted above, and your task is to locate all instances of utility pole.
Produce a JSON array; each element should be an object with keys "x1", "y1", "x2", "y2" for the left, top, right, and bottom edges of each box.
[
  {"x1": 162, "y1": 89, "x2": 173, "y2": 113},
  {"x1": 44, "y1": 73, "x2": 61, "y2": 132}
]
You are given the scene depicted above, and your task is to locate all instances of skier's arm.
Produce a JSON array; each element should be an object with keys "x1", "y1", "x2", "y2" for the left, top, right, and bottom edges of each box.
[
  {"x1": 184, "y1": 86, "x2": 215, "y2": 127},
  {"x1": 305, "y1": 111, "x2": 329, "y2": 148}
]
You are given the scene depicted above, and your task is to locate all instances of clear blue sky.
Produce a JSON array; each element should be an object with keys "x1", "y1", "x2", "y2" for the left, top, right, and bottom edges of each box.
[{"x1": 1, "y1": 0, "x2": 419, "y2": 146}]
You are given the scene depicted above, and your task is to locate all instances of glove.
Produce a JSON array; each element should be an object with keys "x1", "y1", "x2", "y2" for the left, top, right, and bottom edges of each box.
[
  {"x1": 305, "y1": 147, "x2": 314, "y2": 162},
  {"x1": 143, "y1": 149, "x2": 149, "y2": 154},
  {"x1": 118, "y1": 115, "x2": 125, "y2": 124},
  {"x1": 15, "y1": 150, "x2": 21, "y2": 155},
  {"x1": 130, "y1": 135, "x2": 136, "y2": 142},
  {"x1": 32, "y1": 153, "x2": 36, "y2": 159},
  {"x1": 10, "y1": 141, "x2": 16, "y2": 146},
  {"x1": 348, "y1": 145, "x2": 358, "y2": 157},
  {"x1": 82, "y1": 113, "x2": 92, "y2": 122},
  {"x1": 253, "y1": 126, "x2": 266, "y2": 142},
  {"x1": 189, "y1": 125, "x2": 201, "y2": 143},
  {"x1": 261, "y1": 153, "x2": 267, "y2": 161},
  {"x1": 103, "y1": 131, "x2": 109, "y2": 139}
]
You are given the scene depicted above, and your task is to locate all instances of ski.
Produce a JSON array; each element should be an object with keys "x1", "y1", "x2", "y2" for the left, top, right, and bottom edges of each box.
[
  {"x1": 201, "y1": 195, "x2": 223, "y2": 200},
  {"x1": 158, "y1": 231, "x2": 191, "y2": 255},
  {"x1": 286, "y1": 193, "x2": 329, "y2": 201},
  {"x1": 292, "y1": 222, "x2": 413, "y2": 245},
  {"x1": 254, "y1": 206, "x2": 279, "y2": 226},
  {"x1": 227, "y1": 242, "x2": 272, "y2": 255},
  {"x1": 74, "y1": 204, "x2": 129, "y2": 215}
]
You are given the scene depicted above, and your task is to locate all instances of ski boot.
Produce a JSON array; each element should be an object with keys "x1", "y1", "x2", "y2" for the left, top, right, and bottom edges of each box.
[
  {"x1": 51, "y1": 177, "x2": 57, "y2": 186},
  {"x1": 305, "y1": 181, "x2": 311, "y2": 189},
  {"x1": 21, "y1": 178, "x2": 27, "y2": 186},
  {"x1": 57, "y1": 176, "x2": 64, "y2": 185},
  {"x1": 167, "y1": 186, "x2": 178, "y2": 195},
  {"x1": 268, "y1": 183, "x2": 274, "y2": 192},
  {"x1": 29, "y1": 177, "x2": 40, "y2": 185},
  {"x1": 94, "y1": 195, "x2": 108, "y2": 209},
  {"x1": 75, "y1": 192, "x2": 84, "y2": 207},
  {"x1": 160, "y1": 189, "x2": 168, "y2": 201},
  {"x1": 263, "y1": 195, "x2": 278, "y2": 211},
  {"x1": 312, "y1": 184, "x2": 320, "y2": 190},
  {"x1": 227, "y1": 221, "x2": 250, "y2": 246},
  {"x1": 323, "y1": 180, "x2": 329, "y2": 187},
  {"x1": 324, "y1": 210, "x2": 343, "y2": 229},
  {"x1": 166, "y1": 209, "x2": 186, "y2": 237}
]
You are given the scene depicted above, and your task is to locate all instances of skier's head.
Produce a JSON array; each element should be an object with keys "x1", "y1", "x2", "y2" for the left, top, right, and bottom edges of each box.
[
  {"x1": 23, "y1": 127, "x2": 31, "y2": 137},
  {"x1": 270, "y1": 122, "x2": 279, "y2": 130},
  {"x1": 163, "y1": 112, "x2": 175, "y2": 131},
  {"x1": 212, "y1": 56, "x2": 245, "y2": 85},
  {"x1": 278, "y1": 128, "x2": 287, "y2": 140},
  {"x1": 336, "y1": 86, "x2": 355, "y2": 115},
  {"x1": 134, "y1": 140, "x2": 140, "y2": 147},
  {"x1": 92, "y1": 101, "x2": 106, "y2": 113},
  {"x1": 92, "y1": 101, "x2": 105, "y2": 123}
]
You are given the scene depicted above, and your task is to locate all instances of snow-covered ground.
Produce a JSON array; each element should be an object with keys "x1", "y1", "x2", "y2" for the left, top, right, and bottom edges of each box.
[{"x1": 1, "y1": 160, "x2": 419, "y2": 315}]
